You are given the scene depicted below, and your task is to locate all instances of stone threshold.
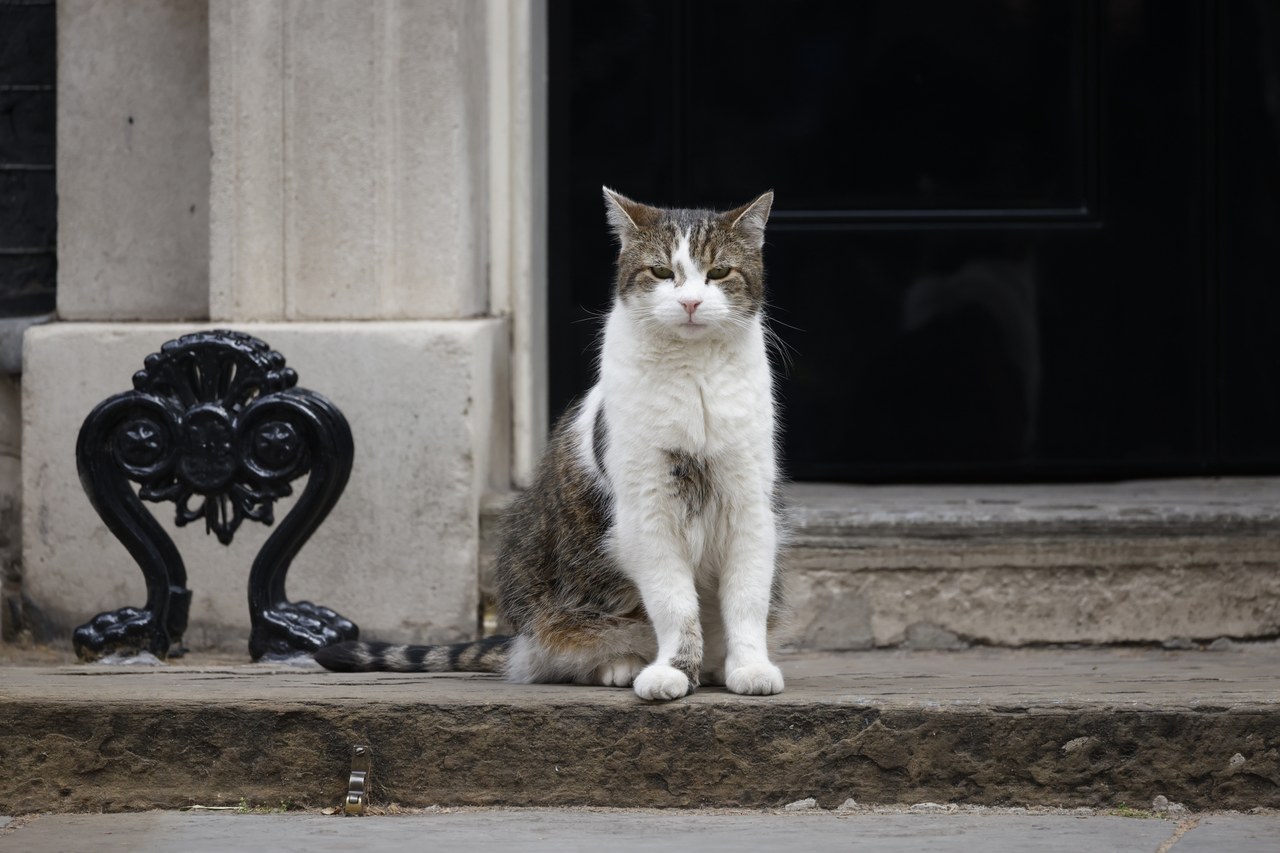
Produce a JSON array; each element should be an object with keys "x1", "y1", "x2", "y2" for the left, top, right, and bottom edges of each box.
[
  {"x1": 787, "y1": 478, "x2": 1280, "y2": 539},
  {"x1": 2, "y1": 646, "x2": 1276, "y2": 815},
  {"x1": 783, "y1": 478, "x2": 1280, "y2": 649}
]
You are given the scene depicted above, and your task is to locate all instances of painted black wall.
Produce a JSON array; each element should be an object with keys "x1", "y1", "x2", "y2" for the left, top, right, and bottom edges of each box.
[{"x1": 0, "y1": 0, "x2": 56, "y2": 318}]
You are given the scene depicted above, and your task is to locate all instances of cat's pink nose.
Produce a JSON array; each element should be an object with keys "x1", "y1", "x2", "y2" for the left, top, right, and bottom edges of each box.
[{"x1": 679, "y1": 298, "x2": 702, "y2": 317}]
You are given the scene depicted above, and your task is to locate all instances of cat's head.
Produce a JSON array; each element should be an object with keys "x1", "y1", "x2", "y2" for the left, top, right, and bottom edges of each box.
[{"x1": 603, "y1": 188, "x2": 773, "y2": 339}]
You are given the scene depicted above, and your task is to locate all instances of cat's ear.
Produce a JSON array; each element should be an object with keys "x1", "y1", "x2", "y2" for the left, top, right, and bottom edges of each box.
[
  {"x1": 722, "y1": 191, "x2": 774, "y2": 249},
  {"x1": 603, "y1": 187, "x2": 660, "y2": 247}
]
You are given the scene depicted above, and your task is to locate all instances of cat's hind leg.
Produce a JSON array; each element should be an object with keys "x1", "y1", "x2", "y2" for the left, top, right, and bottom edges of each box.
[
  {"x1": 528, "y1": 624, "x2": 649, "y2": 687},
  {"x1": 513, "y1": 612, "x2": 655, "y2": 687},
  {"x1": 578, "y1": 619, "x2": 658, "y2": 687},
  {"x1": 580, "y1": 654, "x2": 648, "y2": 687}
]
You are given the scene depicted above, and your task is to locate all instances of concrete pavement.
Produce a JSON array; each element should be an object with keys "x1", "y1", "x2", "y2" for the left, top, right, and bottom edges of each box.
[{"x1": 2, "y1": 808, "x2": 1278, "y2": 853}]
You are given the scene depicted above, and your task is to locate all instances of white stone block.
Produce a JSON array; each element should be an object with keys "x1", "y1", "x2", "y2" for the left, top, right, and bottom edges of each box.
[
  {"x1": 210, "y1": 0, "x2": 489, "y2": 322},
  {"x1": 22, "y1": 320, "x2": 509, "y2": 653},
  {"x1": 56, "y1": 0, "x2": 210, "y2": 321}
]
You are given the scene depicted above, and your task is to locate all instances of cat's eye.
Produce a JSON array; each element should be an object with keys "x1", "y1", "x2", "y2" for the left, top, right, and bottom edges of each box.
[
  {"x1": 650, "y1": 266, "x2": 675, "y2": 279},
  {"x1": 707, "y1": 266, "x2": 732, "y2": 280}
]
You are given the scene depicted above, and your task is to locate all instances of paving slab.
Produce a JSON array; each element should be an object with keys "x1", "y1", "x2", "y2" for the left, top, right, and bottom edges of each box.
[
  {"x1": 0, "y1": 809, "x2": 1194, "y2": 853},
  {"x1": 1175, "y1": 815, "x2": 1280, "y2": 852},
  {"x1": 1, "y1": 646, "x2": 1276, "y2": 814}
]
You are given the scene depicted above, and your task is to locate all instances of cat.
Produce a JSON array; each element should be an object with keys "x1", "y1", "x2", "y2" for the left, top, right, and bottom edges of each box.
[{"x1": 315, "y1": 188, "x2": 785, "y2": 701}]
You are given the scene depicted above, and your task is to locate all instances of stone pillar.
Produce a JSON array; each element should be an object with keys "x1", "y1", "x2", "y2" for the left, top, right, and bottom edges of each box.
[
  {"x1": 20, "y1": 0, "x2": 540, "y2": 652},
  {"x1": 488, "y1": 0, "x2": 548, "y2": 487},
  {"x1": 55, "y1": 0, "x2": 210, "y2": 321},
  {"x1": 209, "y1": 0, "x2": 489, "y2": 321}
]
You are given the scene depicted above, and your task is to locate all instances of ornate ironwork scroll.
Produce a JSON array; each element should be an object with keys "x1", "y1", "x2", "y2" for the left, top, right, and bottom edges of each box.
[{"x1": 73, "y1": 330, "x2": 358, "y2": 661}]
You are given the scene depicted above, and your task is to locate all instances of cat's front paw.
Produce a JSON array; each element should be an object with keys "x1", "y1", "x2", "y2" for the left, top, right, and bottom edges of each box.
[
  {"x1": 726, "y1": 661, "x2": 784, "y2": 696},
  {"x1": 633, "y1": 663, "x2": 693, "y2": 701}
]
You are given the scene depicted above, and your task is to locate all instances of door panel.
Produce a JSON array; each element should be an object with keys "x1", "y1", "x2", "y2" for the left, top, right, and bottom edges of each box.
[
  {"x1": 1218, "y1": 0, "x2": 1280, "y2": 469},
  {"x1": 682, "y1": 1, "x2": 1091, "y2": 214},
  {"x1": 549, "y1": 0, "x2": 1274, "y2": 481}
]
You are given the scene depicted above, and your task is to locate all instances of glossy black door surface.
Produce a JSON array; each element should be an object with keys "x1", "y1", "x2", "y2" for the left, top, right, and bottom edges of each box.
[
  {"x1": 548, "y1": 0, "x2": 1280, "y2": 481},
  {"x1": 1218, "y1": 2, "x2": 1280, "y2": 470}
]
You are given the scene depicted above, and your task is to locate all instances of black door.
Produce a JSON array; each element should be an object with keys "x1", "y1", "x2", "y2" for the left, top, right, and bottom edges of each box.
[{"x1": 549, "y1": 0, "x2": 1280, "y2": 482}]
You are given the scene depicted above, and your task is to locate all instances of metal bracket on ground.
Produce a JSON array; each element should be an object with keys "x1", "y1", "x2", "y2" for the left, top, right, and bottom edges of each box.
[
  {"x1": 345, "y1": 745, "x2": 371, "y2": 815},
  {"x1": 71, "y1": 329, "x2": 359, "y2": 662}
]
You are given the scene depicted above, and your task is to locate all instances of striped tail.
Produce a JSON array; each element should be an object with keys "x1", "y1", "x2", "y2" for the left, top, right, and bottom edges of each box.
[{"x1": 313, "y1": 636, "x2": 511, "y2": 674}]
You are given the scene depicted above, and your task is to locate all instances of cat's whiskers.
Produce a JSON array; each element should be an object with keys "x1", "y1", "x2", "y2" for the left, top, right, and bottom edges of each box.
[{"x1": 762, "y1": 322, "x2": 797, "y2": 375}]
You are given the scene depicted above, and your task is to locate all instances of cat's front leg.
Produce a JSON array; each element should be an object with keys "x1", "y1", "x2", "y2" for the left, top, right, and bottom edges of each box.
[
  {"x1": 720, "y1": 496, "x2": 784, "y2": 696},
  {"x1": 615, "y1": 515, "x2": 703, "y2": 700}
]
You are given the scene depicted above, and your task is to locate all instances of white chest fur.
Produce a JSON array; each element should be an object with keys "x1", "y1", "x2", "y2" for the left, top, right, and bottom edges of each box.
[{"x1": 591, "y1": 303, "x2": 775, "y2": 468}]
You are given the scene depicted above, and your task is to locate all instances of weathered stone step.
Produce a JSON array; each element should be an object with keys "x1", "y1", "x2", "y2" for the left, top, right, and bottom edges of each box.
[
  {"x1": 483, "y1": 479, "x2": 1280, "y2": 653},
  {"x1": 782, "y1": 479, "x2": 1280, "y2": 650},
  {"x1": 2, "y1": 646, "x2": 1276, "y2": 815}
]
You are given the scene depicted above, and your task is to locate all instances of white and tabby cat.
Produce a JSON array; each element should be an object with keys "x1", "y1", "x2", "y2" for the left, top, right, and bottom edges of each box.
[{"x1": 316, "y1": 189, "x2": 785, "y2": 701}]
